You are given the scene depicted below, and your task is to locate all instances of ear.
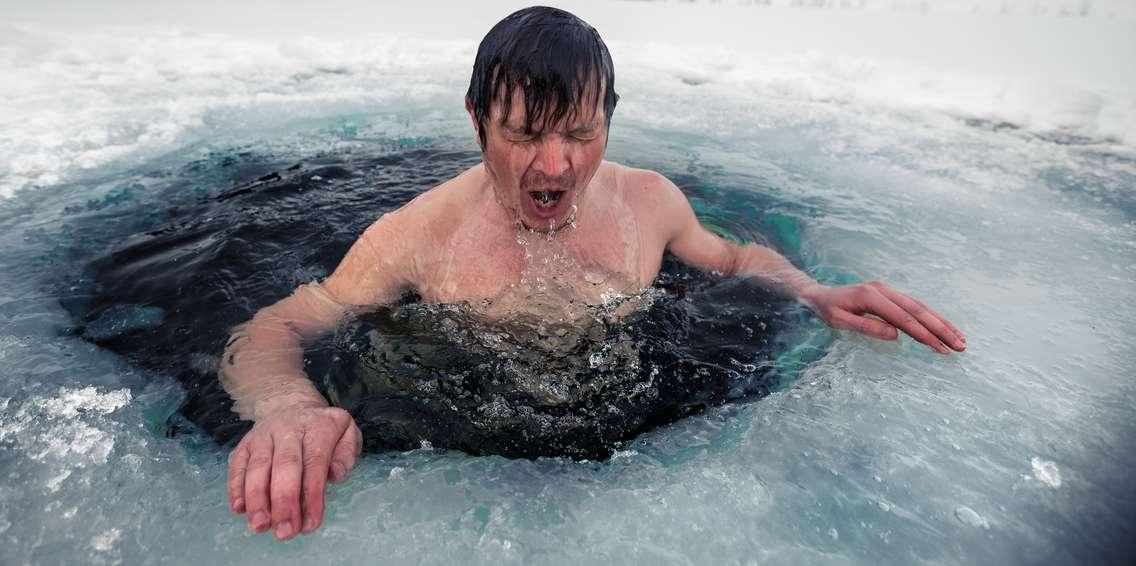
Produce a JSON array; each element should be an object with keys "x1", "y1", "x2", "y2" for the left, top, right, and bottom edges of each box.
[{"x1": 465, "y1": 98, "x2": 482, "y2": 149}]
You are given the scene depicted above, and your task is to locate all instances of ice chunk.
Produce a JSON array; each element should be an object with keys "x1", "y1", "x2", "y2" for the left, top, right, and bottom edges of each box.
[
  {"x1": 91, "y1": 528, "x2": 121, "y2": 552},
  {"x1": 39, "y1": 386, "x2": 131, "y2": 418},
  {"x1": 1030, "y1": 457, "x2": 1062, "y2": 488},
  {"x1": 0, "y1": 387, "x2": 131, "y2": 465},
  {"x1": 954, "y1": 506, "x2": 989, "y2": 529}
]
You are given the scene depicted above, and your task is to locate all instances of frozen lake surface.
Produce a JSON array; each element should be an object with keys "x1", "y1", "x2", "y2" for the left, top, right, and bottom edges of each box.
[{"x1": 1, "y1": 1, "x2": 1134, "y2": 564}]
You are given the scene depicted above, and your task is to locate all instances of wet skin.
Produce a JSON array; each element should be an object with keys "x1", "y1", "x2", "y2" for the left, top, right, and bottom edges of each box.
[{"x1": 221, "y1": 88, "x2": 967, "y2": 541}]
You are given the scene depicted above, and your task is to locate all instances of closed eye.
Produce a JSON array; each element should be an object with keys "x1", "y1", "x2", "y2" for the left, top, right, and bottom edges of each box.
[
  {"x1": 569, "y1": 127, "x2": 599, "y2": 141},
  {"x1": 506, "y1": 133, "x2": 537, "y2": 143}
]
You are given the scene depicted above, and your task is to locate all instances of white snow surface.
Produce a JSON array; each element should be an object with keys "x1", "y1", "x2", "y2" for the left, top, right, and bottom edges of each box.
[{"x1": 1, "y1": 0, "x2": 1133, "y2": 197}]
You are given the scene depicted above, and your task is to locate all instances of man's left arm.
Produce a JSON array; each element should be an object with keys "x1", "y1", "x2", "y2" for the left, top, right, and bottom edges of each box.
[{"x1": 650, "y1": 172, "x2": 966, "y2": 355}]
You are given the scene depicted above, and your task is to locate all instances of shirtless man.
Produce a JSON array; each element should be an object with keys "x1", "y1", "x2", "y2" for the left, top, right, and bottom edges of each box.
[{"x1": 220, "y1": 6, "x2": 966, "y2": 541}]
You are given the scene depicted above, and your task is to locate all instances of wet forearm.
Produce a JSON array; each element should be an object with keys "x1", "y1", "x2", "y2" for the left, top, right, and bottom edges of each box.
[
  {"x1": 220, "y1": 313, "x2": 328, "y2": 420},
  {"x1": 734, "y1": 243, "x2": 822, "y2": 300},
  {"x1": 219, "y1": 283, "x2": 349, "y2": 420}
]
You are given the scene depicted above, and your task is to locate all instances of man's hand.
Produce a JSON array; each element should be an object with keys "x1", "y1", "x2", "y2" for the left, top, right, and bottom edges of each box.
[
  {"x1": 227, "y1": 406, "x2": 362, "y2": 541},
  {"x1": 800, "y1": 281, "x2": 966, "y2": 354}
]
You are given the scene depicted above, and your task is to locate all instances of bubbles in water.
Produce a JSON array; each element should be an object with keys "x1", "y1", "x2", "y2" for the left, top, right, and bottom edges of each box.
[
  {"x1": 81, "y1": 304, "x2": 165, "y2": 341},
  {"x1": 324, "y1": 256, "x2": 792, "y2": 458},
  {"x1": 600, "y1": 289, "x2": 624, "y2": 307}
]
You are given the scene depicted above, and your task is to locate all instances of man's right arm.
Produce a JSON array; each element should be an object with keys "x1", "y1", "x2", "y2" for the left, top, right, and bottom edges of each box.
[
  {"x1": 220, "y1": 210, "x2": 417, "y2": 541},
  {"x1": 219, "y1": 215, "x2": 414, "y2": 418}
]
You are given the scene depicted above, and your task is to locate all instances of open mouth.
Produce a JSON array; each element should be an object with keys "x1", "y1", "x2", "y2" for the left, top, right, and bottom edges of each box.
[{"x1": 530, "y1": 190, "x2": 565, "y2": 209}]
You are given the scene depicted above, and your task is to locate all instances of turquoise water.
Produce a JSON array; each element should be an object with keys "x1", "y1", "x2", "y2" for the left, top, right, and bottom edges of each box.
[{"x1": 2, "y1": 3, "x2": 1135, "y2": 564}]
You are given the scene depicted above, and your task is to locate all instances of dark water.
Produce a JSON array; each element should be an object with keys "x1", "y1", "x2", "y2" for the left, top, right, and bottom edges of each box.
[{"x1": 57, "y1": 144, "x2": 821, "y2": 459}]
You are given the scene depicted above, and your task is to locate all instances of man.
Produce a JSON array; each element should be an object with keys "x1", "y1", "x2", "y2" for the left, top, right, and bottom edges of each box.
[{"x1": 221, "y1": 6, "x2": 966, "y2": 542}]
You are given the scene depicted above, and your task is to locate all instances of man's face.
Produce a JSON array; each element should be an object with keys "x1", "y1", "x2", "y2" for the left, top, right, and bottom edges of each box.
[{"x1": 469, "y1": 84, "x2": 608, "y2": 231}]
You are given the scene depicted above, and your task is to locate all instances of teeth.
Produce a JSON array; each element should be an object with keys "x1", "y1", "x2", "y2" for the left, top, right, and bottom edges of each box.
[{"x1": 532, "y1": 191, "x2": 562, "y2": 208}]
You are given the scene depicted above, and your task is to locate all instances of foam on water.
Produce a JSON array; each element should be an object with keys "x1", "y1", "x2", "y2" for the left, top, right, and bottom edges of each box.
[{"x1": 0, "y1": 1, "x2": 1134, "y2": 564}]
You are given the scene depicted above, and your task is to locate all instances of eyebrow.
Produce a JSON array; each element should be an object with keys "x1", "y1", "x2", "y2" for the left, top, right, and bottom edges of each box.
[{"x1": 504, "y1": 120, "x2": 601, "y2": 135}]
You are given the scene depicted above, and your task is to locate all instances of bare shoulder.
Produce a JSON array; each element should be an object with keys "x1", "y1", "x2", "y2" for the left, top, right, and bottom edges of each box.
[
  {"x1": 609, "y1": 162, "x2": 685, "y2": 208},
  {"x1": 606, "y1": 162, "x2": 700, "y2": 248},
  {"x1": 324, "y1": 165, "x2": 481, "y2": 305},
  {"x1": 608, "y1": 162, "x2": 690, "y2": 220},
  {"x1": 359, "y1": 164, "x2": 481, "y2": 246}
]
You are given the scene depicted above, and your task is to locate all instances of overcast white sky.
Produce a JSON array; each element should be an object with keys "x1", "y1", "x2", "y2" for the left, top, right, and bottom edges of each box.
[{"x1": 5, "y1": 0, "x2": 1133, "y2": 89}]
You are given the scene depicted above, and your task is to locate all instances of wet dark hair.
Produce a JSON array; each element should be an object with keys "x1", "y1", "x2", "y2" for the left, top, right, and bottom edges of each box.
[{"x1": 466, "y1": 6, "x2": 619, "y2": 148}]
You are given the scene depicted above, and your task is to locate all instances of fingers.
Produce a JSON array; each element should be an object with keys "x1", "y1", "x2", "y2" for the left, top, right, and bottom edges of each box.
[
  {"x1": 829, "y1": 309, "x2": 899, "y2": 341},
  {"x1": 243, "y1": 435, "x2": 274, "y2": 534},
  {"x1": 227, "y1": 443, "x2": 250, "y2": 515},
  {"x1": 232, "y1": 410, "x2": 363, "y2": 540},
  {"x1": 269, "y1": 432, "x2": 304, "y2": 541},
  {"x1": 877, "y1": 286, "x2": 966, "y2": 351},
  {"x1": 329, "y1": 421, "x2": 362, "y2": 484},
  {"x1": 299, "y1": 432, "x2": 332, "y2": 534},
  {"x1": 859, "y1": 284, "x2": 953, "y2": 354}
]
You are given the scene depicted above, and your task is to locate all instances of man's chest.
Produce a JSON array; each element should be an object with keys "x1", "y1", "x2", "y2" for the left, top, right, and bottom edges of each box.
[{"x1": 415, "y1": 214, "x2": 664, "y2": 307}]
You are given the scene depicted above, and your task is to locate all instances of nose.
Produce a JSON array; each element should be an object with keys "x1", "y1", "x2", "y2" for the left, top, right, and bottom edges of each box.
[{"x1": 531, "y1": 135, "x2": 570, "y2": 178}]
